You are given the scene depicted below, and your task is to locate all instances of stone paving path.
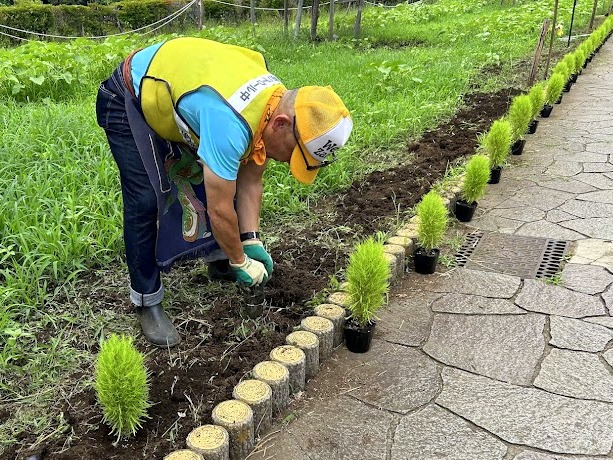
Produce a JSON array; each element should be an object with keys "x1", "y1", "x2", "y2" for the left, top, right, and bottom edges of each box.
[{"x1": 249, "y1": 40, "x2": 613, "y2": 460}]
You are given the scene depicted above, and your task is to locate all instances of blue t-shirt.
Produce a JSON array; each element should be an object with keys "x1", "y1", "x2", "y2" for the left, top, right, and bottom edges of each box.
[{"x1": 131, "y1": 44, "x2": 251, "y2": 181}]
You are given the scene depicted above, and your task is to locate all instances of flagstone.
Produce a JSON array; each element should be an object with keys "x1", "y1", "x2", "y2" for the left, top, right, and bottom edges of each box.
[
  {"x1": 569, "y1": 239, "x2": 613, "y2": 271},
  {"x1": 561, "y1": 217, "x2": 613, "y2": 239},
  {"x1": 310, "y1": 340, "x2": 440, "y2": 414},
  {"x1": 559, "y1": 199, "x2": 613, "y2": 219},
  {"x1": 560, "y1": 263, "x2": 613, "y2": 294},
  {"x1": 515, "y1": 280, "x2": 606, "y2": 317},
  {"x1": 576, "y1": 189, "x2": 613, "y2": 203},
  {"x1": 534, "y1": 348, "x2": 613, "y2": 402},
  {"x1": 424, "y1": 313, "x2": 545, "y2": 385},
  {"x1": 420, "y1": 268, "x2": 520, "y2": 298},
  {"x1": 514, "y1": 220, "x2": 585, "y2": 241},
  {"x1": 391, "y1": 405, "x2": 507, "y2": 460},
  {"x1": 431, "y1": 294, "x2": 525, "y2": 315},
  {"x1": 376, "y1": 292, "x2": 438, "y2": 347},
  {"x1": 549, "y1": 316, "x2": 613, "y2": 351},
  {"x1": 437, "y1": 368, "x2": 613, "y2": 455}
]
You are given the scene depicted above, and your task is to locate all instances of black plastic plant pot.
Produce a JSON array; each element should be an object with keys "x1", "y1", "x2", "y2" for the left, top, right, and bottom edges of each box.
[
  {"x1": 511, "y1": 139, "x2": 526, "y2": 156},
  {"x1": 570, "y1": 73, "x2": 578, "y2": 83},
  {"x1": 454, "y1": 199, "x2": 477, "y2": 222},
  {"x1": 555, "y1": 94, "x2": 563, "y2": 104},
  {"x1": 344, "y1": 320, "x2": 375, "y2": 353},
  {"x1": 414, "y1": 246, "x2": 440, "y2": 274},
  {"x1": 488, "y1": 166, "x2": 502, "y2": 184},
  {"x1": 563, "y1": 80, "x2": 573, "y2": 92},
  {"x1": 540, "y1": 104, "x2": 553, "y2": 118},
  {"x1": 527, "y1": 119, "x2": 539, "y2": 134}
]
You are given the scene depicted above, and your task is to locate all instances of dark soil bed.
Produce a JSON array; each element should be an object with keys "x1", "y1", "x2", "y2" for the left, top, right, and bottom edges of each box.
[{"x1": 12, "y1": 87, "x2": 516, "y2": 460}]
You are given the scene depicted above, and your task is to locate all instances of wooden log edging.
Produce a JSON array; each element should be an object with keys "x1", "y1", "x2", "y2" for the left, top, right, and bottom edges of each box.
[
  {"x1": 252, "y1": 360, "x2": 290, "y2": 415},
  {"x1": 164, "y1": 449, "x2": 205, "y2": 460},
  {"x1": 300, "y1": 316, "x2": 334, "y2": 362},
  {"x1": 186, "y1": 425, "x2": 230, "y2": 460},
  {"x1": 286, "y1": 330, "x2": 319, "y2": 380},
  {"x1": 270, "y1": 345, "x2": 306, "y2": 394},
  {"x1": 232, "y1": 379, "x2": 272, "y2": 438},
  {"x1": 211, "y1": 400, "x2": 254, "y2": 460},
  {"x1": 314, "y1": 303, "x2": 345, "y2": 348}
]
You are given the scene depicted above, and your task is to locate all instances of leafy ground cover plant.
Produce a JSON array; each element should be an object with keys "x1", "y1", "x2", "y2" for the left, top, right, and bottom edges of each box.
[
  {"x1": 95, "y1": 334, "x2": 151, "y2": 441},
  {"x1": 461, "y1": 154, "x2": 490, "y2": 204},
  {"x1": 416, "y1": 191, "x2": 448, "y2": 252},
  {"x1": 346, "y1": 237, "x2": 389, "y2": 328},
  {"x1": 507, "y1": 94, "x2": 532, "y2": 141},
  {"x1": 479, "y1": 118, "x2": 512, "y2": 168}
]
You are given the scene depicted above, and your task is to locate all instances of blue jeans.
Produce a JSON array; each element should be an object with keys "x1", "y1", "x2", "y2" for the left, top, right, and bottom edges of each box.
[{"x1": 95, "y1": 66, "x2": 163, "y2": 306}]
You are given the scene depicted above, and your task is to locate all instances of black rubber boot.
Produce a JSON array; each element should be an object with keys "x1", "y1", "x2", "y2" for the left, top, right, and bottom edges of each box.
[
  {"x1": 135, "y1": 304, "x2": 181, "y2": 348},
  {"x1": 208, "y1": 259, "x2": 237, "y2": 282}
]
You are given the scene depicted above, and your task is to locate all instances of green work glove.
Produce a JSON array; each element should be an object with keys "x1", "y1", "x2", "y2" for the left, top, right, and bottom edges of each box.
[
  {"x1": 242, "y1": 239, "x2": 274, "y2": 276},
  {"x1": 229, "y1": 255, "x2": 268, "y2": 287}
]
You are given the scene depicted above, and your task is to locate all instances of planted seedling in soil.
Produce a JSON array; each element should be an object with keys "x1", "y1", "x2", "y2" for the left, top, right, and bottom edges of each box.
[{"x1": 95, "y1": 334, "x2": 151, "y2": 442}]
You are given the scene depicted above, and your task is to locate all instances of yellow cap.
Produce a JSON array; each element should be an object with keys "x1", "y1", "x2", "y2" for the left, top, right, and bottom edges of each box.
[{"x1": 290, "y1": 86, "x2": 353, "y2": 185}]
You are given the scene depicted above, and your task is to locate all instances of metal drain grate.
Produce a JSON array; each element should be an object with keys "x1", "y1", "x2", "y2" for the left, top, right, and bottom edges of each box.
[{"x1": 455, "y1": 231, "x2": 570, "y2": 279}]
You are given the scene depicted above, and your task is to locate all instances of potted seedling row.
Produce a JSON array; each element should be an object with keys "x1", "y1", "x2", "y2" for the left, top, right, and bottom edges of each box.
[
  {"x1": 454, "y1": 154, "x2": 490, "y2": 222},
  {"x1": 343, "y1": 236, "x2": 390, "y2": 353},
  {"x1": 507, "y1": 94, "x2": 532, "y2": 156},
  {"x1": 541, "y1": 73, "x2": 565, "y2": 118},
  {"x1": 414, "y1": 191, "x2": 448, "y2": 274},
  {"x1": 479, "y1": 118, "x2": 511, "y2": 184},
  {"x1": 527, "y1": 82, "x2": 545, "y2": 134}
]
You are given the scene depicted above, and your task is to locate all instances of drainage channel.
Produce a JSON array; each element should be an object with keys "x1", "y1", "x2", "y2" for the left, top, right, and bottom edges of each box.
[{"x1": 455, "y1": 231, "x2": 570, "y2": 279}]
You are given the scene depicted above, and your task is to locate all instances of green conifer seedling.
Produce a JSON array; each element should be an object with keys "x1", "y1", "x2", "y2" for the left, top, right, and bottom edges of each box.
[
  {"x1": 507, "y1": 94, "x2": 532, "y2": 141},
  {"x1": 346, "y1": 237, "x2": 390, "y2": 328},
  {"x1": 545, "y1": 73, "x2": 565, "y2": 105},
  {"x1": 416, "y1": 191, "x2": 448, "y2": 252},
  {"x1": 461, "y1": 154, "x2": 490, "y2": 205},
  {"x1": 552, "y1": 61, "x2": 571, "y2": 81},
  {"x1": 95, "y1": 334, "x2": 151, "y2": 440},
  {"x1": 572, "y1": 50, "x2": 585, "y2": 74},
  {"x1": 479, "y1": 118, "x2": 512, "y2": 168},
  {"x1": 562, "y1": 54, "x2": 576, "y2": 76},
  {"x1": 528, "y1": 83, "x2": 546, "y2": 120}
]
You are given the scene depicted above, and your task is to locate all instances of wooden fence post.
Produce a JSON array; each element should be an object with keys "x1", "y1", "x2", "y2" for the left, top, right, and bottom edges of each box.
[
  {"x1": 310, "y1": 0, "x2": 320, "y2": 40},
  {"x1": 544, "y1": 0, "x2": 559, "y2": 79},
  {"x1": 284, "y1": 0, "x2": 289, "y2": 36},
  {"x1": 528, "y1": 19, "x2": 550, "y2": 86},
  {"x1": 294, "y1": 0, "x2": 304, "y2": 38},
  {"x1": 354, "y1": 0, "x2": 364, "y2": 38},
  {"x1": 328, "y1": 0, "x2": 335, "y2": 40},
  {"x1": 250, "y1": 0, "x2": 256, "y2": 37},
  {"x1": 198, "y1": 0, "x2": 203, "y2": 30},
  {"x1": 589, "y1": 0, "x2": 599, "y2": 30}
]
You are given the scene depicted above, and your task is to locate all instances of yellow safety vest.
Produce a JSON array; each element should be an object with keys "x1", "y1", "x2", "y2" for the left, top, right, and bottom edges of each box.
[{"x1": 139, "y1": 37, "x2": 285, "y2": 154}]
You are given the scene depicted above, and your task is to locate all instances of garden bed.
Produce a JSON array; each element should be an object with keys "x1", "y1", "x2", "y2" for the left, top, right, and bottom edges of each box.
[{"x1": 12, "y1": 87, "x2": 513, "y2": 460}]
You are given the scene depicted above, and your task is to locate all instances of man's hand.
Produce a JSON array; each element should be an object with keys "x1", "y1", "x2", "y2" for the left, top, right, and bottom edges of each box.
[
  {"x1": 242, "y1": 240, "x2": 274, "y2": 276},
  {"x1": 230, "y1": 255, "x2": 268, "y2": 287}
]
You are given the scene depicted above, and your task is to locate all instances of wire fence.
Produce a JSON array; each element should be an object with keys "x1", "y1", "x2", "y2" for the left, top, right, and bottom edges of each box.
[{"x1": 0, "y1": 0, "x2": 405, "y2": 42}]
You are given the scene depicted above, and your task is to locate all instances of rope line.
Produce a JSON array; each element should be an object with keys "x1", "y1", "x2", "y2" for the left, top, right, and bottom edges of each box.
[
  {"x1": 0, "y1": 0, "x2": 196, "y2": 40},
  {"x1": 0, "y1": 0, "x2": 405, "y2": 41}
]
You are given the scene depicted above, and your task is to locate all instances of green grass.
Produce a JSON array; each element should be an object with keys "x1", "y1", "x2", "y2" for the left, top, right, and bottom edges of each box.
[{"x1": 0, "y1": 0, "x2": 608, "y2": 453}]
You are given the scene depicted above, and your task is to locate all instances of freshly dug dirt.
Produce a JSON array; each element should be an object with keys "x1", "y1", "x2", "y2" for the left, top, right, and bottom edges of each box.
[{"x1": 12, "y1": 87, "x2": 516, "y2": 460}]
